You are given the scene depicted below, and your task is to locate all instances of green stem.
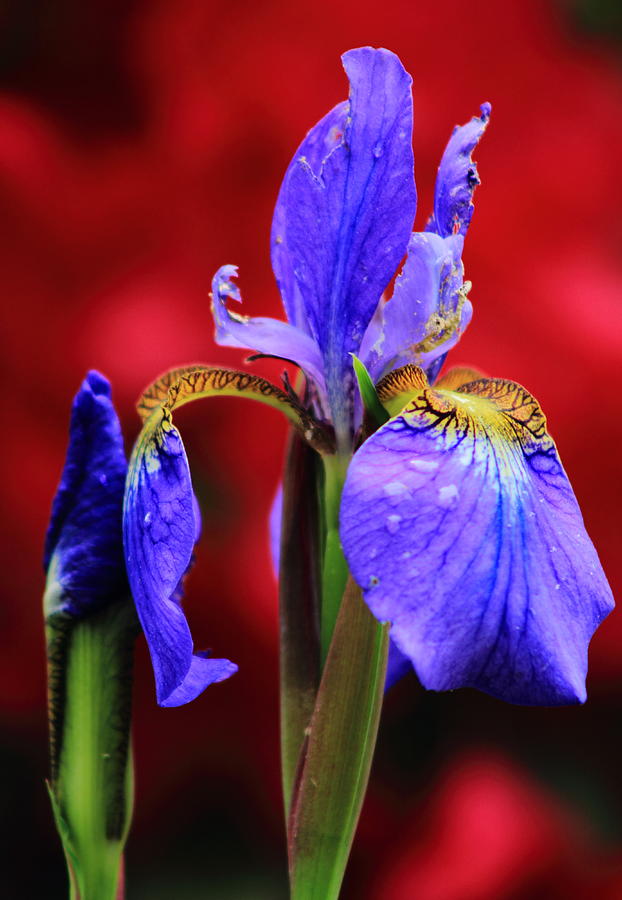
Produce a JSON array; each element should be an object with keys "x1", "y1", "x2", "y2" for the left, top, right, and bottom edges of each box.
[
  {"x1": 320, "y1": 454, "x2": 350, "y2": 664},
  {"x1": 279, "y1": 431, "x2": 322, "y2": 815},
  {"x1": 46, "y1": 601, "x2": 136, "y2": 900},
  {"x1": 287, "y1": 412, "x2": 389, "y2": 897},
  {"x1": 289, "y1": 581, "x2": 389, "y2": 899}
]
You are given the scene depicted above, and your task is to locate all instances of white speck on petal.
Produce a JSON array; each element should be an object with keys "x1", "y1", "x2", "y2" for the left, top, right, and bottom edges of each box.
[
  {"x1": 438, "y1": 484, "x2": 459, "y2": 506},
  {"x1": 385, "y1": 514, "x2": 402, "y2": 535},
  {"x1": 409, "y1": 458, "x2": 438, "y2": 472},
  {"x1": 384, "y1": 481, "x2": 407, "y2": 497}
]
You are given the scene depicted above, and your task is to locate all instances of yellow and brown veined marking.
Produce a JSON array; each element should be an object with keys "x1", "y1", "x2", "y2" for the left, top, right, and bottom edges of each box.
[
  {"x1": 378, "y1": 363, "x2": 548, "y2": 454},
  {"x1": 136, "y1": 364, "x2": 333, "y2": 454}
]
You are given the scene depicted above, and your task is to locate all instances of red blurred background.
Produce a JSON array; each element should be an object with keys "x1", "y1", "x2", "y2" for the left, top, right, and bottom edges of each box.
[{"x1": 1, "y1": 0, "x2": 621, "y2": 896}]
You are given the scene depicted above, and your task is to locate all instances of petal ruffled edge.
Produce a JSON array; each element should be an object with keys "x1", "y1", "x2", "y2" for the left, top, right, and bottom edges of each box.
[{"x1": 426, "y1": 103, "x2": 491, "y2": 238}]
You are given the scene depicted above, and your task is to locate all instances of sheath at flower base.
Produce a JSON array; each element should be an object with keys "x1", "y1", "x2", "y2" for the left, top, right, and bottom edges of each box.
[{"x1": 339, "y1": 365, "x2": 614, "y2": 705}]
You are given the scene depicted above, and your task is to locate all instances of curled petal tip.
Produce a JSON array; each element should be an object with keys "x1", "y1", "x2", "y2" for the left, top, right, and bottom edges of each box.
[
  {"x1": 158, "y1": 656, "x2": 238, "y2": 708},
  {"x1": 210, "y1": 265, "x2": 328, "y2": 398},
  {"x1": 213, "y1": 264, "x2": 241, "y2": 304}
]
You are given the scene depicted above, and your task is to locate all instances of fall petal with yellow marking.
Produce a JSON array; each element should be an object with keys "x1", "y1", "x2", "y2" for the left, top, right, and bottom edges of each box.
[{"x1": 340, "y1": 374, "x2": 614, "y2": 705}]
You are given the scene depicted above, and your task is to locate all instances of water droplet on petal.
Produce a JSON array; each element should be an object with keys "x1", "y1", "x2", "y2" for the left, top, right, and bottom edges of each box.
[
  {"x1": 438, "y1": 484, "x2": 459, "y2": 506},
  {"x1": 409, "y1": 458, "x2": 438, "y2": 472},
  {"x1": 384, "y1": 481, "x2": 407, "y2": 498},
  {"x1": 144, "y1": 512, "x2": 152, "y2": 525},
  {"x1": 385, "y1": 514, "x2": 402, "y2": 535},
  {"x1": 373, "y1": 142, "x2": 383, "y2": 158}
]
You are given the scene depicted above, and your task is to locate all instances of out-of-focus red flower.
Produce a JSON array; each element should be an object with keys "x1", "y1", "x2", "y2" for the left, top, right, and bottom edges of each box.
[{"x1": 372, "y1": 752, "x2": 622, "y2": 900}]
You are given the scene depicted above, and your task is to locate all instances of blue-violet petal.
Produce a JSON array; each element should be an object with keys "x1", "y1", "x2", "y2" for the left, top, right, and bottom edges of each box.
[
  {"x1": 426, "y1": 103, "x2": 491, "y2": 238},
  {"x1": 44, "y1": 371, "x2": 128, "y2": 617},
  {"x1": 340, "y1": 376, "x2": 613, "y2": 705},
  {"x1": 123, "y1": 412, "x2": 237, "y2": 706},
  {"x1": 275, "y1": 46, "x2": 417, "y2": 438}
]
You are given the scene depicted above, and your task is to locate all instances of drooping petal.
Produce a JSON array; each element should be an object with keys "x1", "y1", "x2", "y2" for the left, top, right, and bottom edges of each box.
[
  {"x1": 426, "y1": 103, "x2": 491, "y2": 238},
  {"x1": 360, "y1": 232, "x2": 471, "y2": 383},
  {"x1": 211, "y1": 265, "x2": 327, "y2": 400},
  {"x1": 124, "y1": 361, "x2": 333, "y2": 707},
  {"x1": 123, "y1": 411, "x2": 237, "y2": 707},
  {"x1": 340, "y1": 374, "x2": 613, "y2": 705},
  {"x1": 44, "y1": 371, "x2": 128, "y2": 618},
  {"x1": 275, "y1": 47, "x2": 417, "y2": 441}
]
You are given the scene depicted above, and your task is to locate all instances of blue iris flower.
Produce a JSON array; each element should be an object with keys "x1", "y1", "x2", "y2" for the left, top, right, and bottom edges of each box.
[
  {"x1": 126, "y1": 47, "x2": 613, "y2": 707},
  {"x1": 44, "y1": 371, "x2": 130, "y2": 617},
  {"x1": 212, "y1": 47, "x2": 486, "y2": 451},
  {"x1": 45, "y1": 371, "x2": 237, "y2": 708}
]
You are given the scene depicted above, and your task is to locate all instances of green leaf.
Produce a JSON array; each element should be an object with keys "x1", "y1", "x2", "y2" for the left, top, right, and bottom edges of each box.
[{"x1": 351, "y1": 355, "x2": 390, "y2": 427}]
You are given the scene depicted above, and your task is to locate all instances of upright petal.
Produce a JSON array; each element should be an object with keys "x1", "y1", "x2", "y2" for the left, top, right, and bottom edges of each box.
[
  {"x1": 426, "y1": 103, "x2": 491, "y2": 238},
  {"x1": 211, "y1": 265, "x2": 327, "y2": 401},
  {"x1": 276, "y1": 47, "x2": 417, "y2": 441},
  {"x1": 360, "y1": 103, "x2": 490, "y2": 384},
  {"x1": 271, "y1": 102, "x2": 348, "y2": 332},
  {"x1": 123, "y1": 410, "x2": 237, "y2": 707},
  {"x1": 340, "y1": 373, "x2": 613, "y2": 705},
  {"x1": 360, "y1": 232, "x2": 471, "y2": 383},
  {"x1": 44, "y1": 371, "x2": 128, "y2": 618}
]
